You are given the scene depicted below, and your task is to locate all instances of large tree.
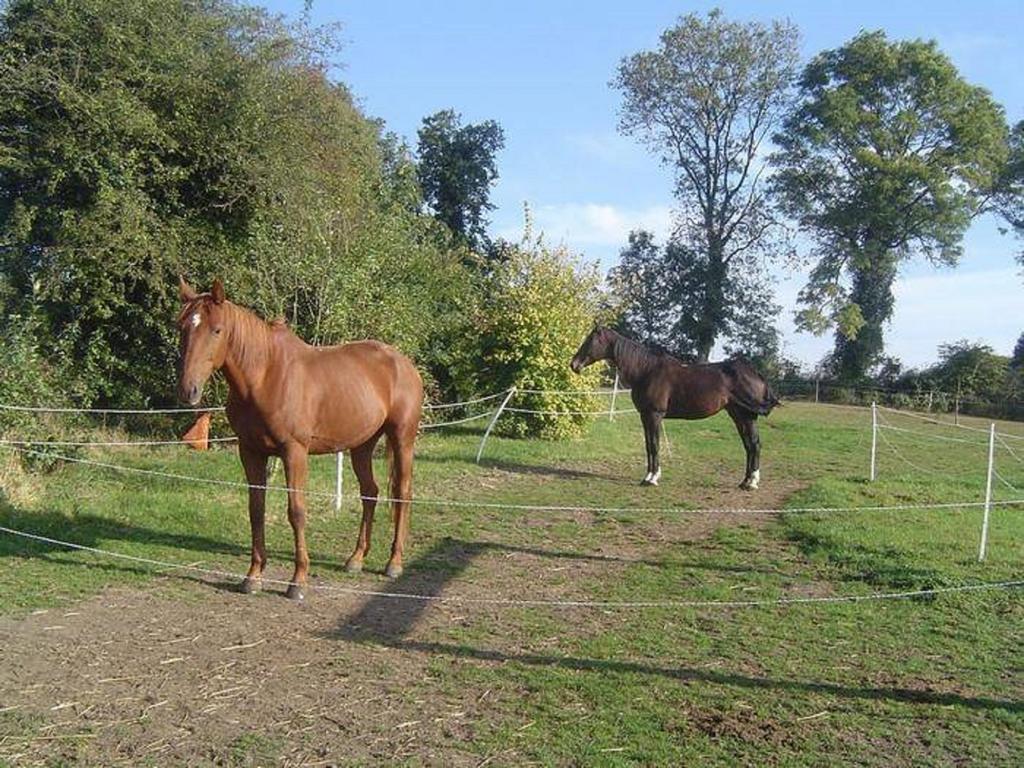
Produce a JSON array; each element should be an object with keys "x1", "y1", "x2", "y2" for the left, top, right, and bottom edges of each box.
[
  {"x1": 612, "y1": 10, "x2": 798, "y2": 361},
  {"x1": 772, "y1": 31, "x2": 1010, "y2": 382},
  {"x1": 416, "y1": 109, "x2": 505, "y2": 254},
  {"x1": 609, "y1": 229, "x2": 781, "y2": 364}
]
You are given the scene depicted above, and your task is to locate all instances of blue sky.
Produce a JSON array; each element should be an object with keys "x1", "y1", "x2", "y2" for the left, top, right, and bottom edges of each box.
[{"x1": 263, "y1": 0, "x2": 1023, "y2": 368}]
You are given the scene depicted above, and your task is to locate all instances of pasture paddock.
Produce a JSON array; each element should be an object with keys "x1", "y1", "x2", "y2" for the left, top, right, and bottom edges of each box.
[{"x1": 0, "y1": 402, "x2": 1021, "y2": 766}]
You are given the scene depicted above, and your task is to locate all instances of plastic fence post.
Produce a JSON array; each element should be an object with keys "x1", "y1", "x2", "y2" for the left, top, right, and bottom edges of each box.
[
  {"x1": 476, "y1": 387, "x2": 517, "y2": 464},
  {"x1": 609, "y1": 372, "x2": 620, "y2": 422},
  {"x1": 870, "y1": 401, "x2": 877, "y2": 482},
  {"x1": 334, "y1": 452, "x2": 344, "y2": 512},
  {"x1": 979, "y1": 424, "x2": 996, "y2": 562}
]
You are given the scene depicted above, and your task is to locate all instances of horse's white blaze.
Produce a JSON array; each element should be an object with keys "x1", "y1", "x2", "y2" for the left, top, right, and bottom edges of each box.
[{"x1": 190, "y1": 312, "x2": 202, "y2": 328}]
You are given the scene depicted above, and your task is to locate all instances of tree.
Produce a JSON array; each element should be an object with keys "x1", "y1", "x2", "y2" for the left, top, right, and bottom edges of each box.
[
  {"x1": 416, "y1": 109, "x2": 505, "y2": 253},
  {"x1": 1011, "y1": 333, "x2": 1024, "y2": 371},
  {"x1": 608, "y1": 229, "x2": 781, "y2": 365},
  {"x1": 606, "y1": 230, "x2": 677, "y2": 353},
  {"x1": 772, "y1": 31, "x2": 1010, "y2": 382},
  {"x1": 613, "y1": 10, "x2": 798, "y2": 361},
  {"x1": 0, "y1": 0, "x2": 475, "y2": 405},
  {"x1": 992, "y1": 120, "x2": 1024, "y2": 270},
  {"x1": 930, "y1": 341, "x2": 1010, "y2": 402}
]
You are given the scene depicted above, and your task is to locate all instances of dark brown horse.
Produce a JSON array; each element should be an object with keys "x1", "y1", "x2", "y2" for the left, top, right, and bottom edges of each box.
[
  {"x1": 177, "y1": 278, "x2": 423, "y2": 600},
  {"x1": 570, "y1": 327, "x2": 778, "y2": 490}
]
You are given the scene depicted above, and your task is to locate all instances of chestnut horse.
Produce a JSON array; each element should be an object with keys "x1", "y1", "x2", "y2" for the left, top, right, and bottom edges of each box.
[
  {"x1": 177, "y1": 278, "x2": 423, "y2": 600},
  {"x1": 570, "y1": 327, "x2": 778, "y2": 490}
]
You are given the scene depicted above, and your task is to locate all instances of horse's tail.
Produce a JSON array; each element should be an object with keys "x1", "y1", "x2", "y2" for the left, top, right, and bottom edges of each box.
[{"x1": 724, "y1": 360, "x2": 781, "y2": 417}]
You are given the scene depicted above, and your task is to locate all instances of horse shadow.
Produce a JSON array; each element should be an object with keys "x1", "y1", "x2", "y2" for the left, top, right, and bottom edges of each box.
[
  {"x1": 483, "y1": 459, "x2": 624, "y2": 482},
  {"x1": 325, "y1": 536, "x2": 1022, "y2": 714}
]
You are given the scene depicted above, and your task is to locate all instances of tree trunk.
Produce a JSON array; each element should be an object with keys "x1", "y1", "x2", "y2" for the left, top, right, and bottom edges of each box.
[
  {"x1": 833, "y1": 255, "x2": 897, "y2": 383},
  {"x1": 694, "y1": 241, "x2": 727, "y2": 363}
]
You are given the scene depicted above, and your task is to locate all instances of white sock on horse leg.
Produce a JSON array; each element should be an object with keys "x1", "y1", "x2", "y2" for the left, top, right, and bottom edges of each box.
[{"x1": 650, "y1": 467, "x2": 661, "y2": 485}]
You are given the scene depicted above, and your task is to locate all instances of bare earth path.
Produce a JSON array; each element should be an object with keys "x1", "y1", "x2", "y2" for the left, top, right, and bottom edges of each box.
[{"x1": 0, "y1": 475, "x2": 801, "y2": 766}]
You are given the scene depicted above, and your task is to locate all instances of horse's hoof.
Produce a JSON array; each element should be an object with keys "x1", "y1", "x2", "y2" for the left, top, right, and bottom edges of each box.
[
  {"x1": 285, "y1": 584, "x2": 306, "y2": 602},
  {"x1": 344, "y1": 559, "x2": 363, "y2": 574},
  {"x1": 385, "y1": 563, "x2": 403, "y2": 579},
  {"x1": 239, "y1": 577, "x2": 261, "y2": 594}
]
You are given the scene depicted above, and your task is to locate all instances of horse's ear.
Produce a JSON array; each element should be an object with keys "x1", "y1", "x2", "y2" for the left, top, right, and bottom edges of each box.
[
  {"x1": 179, "y1": 276, "x2": 197, "y2": 302},
  {"x1": 211, "y1": 279, "x2": 225, "y2": 305}
]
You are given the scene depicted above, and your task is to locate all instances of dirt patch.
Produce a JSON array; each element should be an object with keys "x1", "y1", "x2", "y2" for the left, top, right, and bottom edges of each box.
[
  {"x1": 0, "y1": 582, "x2": 495, "y2": 767},
  {"x1": 672, "y1": 703, "x2": 806, "y2": 749}
]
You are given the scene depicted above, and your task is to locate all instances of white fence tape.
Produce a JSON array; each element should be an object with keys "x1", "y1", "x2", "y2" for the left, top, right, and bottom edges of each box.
[
  {"x1": 877, "y1": 405, "x2": 1024, "y2": 442},
  {"x1": 1, "y1": 442, "x2": 1022, "y2": 516},
  {"x1": 0, "y1": 436, "x2": 238, "y2": 447},
  {"x1": 1, "y1": 524, "x2": 1020, "y2": 610}
]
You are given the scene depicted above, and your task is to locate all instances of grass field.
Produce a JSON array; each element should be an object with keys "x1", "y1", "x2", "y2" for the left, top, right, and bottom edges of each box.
[{"x1": 0, "y1": 401, "x2": 1022, "y2": 766}]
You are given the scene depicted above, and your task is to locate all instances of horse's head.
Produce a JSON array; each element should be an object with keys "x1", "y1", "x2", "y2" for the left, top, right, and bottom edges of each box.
[
  {"x1": 570, "y1": 325, "x2": 613, "y2": 373},
  {"x1": 176, "y1": 277, "x2": 229, "y2": 405}
]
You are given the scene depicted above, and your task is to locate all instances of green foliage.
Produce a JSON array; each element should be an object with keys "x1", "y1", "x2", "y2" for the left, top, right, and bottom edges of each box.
[
  {"x1": 929, "y1": 340, "x2": 1015, "y2": 401},
  {"x1": 772, "y1": 31, "x2": 1011, "y2": 381},
  {"x1": 453, "y1": 231, "x2": 603, "y2": 439},
  {"x1": 0, "y1": 0, "x2": 475, "y2": 405},
  {"x1": 1012, "y1": 333, "x2": 1024, "y2": 371},
  {"x1": 416, "y1": 109, "x2": 505, "y2": 254},
  {"x1": 0, "y1": 312, "x2": 84, "y2": 468},
  {"x1": 608, "y1": 229, "x2": 782, "y2": 366},
  {"x1": 613, "y1": 9, "x2": 798, "y2": 360},
  {"x1": 992, "y1": 120, "x2": 1024, "y2": 268}
]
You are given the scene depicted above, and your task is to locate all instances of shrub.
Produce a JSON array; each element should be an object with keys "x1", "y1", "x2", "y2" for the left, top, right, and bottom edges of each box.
[
  {"x1": 452, "y1": 234, "x2": 604, "y2": 439},
  {"x1": 0, "y1": 314, "x2": 84, "y2": 470}
]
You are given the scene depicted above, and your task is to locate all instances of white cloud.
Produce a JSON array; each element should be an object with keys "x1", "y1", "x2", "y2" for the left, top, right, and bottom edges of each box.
[{"x1": 497, "y1": 202, "x2": 674, "y2": 251}]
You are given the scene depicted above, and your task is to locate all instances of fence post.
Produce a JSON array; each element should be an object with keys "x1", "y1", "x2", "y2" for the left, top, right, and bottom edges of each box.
[
  {"x1": 476, "y1": 387, "x2": 517, "y2": 464},
  {"x1": 609, "y1": 372, "x2": 620, "y2": 422},
  {"x1": 334, "y1": 451, "x2": 344, "y2": 512},
  {"x1": 870, "y1": 401, "x2": 877, "y2": 482},
  {"x1": 814, "y1": 376, "x2": 820, "y2": 404},
  {"x1": 978, "y1": 423, "x2": 996, "y2": 562}
]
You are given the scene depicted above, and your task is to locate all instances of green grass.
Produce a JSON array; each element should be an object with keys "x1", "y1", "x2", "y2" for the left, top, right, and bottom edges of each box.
[{"x1": 1, "y1": 402, "x2": 1022, "y2": 765}]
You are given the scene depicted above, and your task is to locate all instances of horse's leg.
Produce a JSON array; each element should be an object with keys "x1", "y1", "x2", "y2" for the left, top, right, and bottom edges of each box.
[
  {"x1": 745, "y1": 417, "x2": 761, "y2": 489},
  {"x1": 344, "y1": 437, "x2": 381, "y2": 574},
  {"x1": 640, "y1": 410, "x2": 663, "y2": 486},
  {"x1": 384, "y1": 428, "x2": 416, "y2": 578},
  {"x1": 727, "y1": 406, "x2": 759, "y2": 490},
  {"x1": 239, "y1": 444, "x2": 268, "y2": 594},
  {"x1": 281, "y1": 444, "x2": 310, "y2": 601},
  {"x1": 638, "y1": 411, "x2": 654, "y2": 484}
]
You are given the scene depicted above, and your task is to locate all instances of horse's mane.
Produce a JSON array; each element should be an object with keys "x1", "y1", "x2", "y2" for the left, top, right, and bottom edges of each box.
[
  {"x1": 225, "y1": 301, "x2": 280, "y2": 373},
  {"x1": 181, "y1": 296, "x2": 290, "y2": 375},
  {"x1": 608, "y1": 330, "x2": 673, "y2": 380}
]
